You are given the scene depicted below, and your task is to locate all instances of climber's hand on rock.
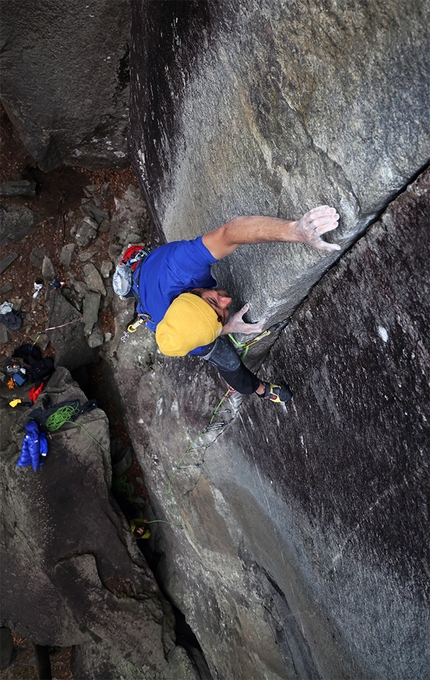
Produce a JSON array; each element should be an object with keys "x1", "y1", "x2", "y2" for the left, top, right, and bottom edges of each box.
[
  {"x1": 221, "y1": 304, "x2": 266, "y2": 336},
  {"x1": 293, "y1": 205, "x2": 341, "y2": 252}
]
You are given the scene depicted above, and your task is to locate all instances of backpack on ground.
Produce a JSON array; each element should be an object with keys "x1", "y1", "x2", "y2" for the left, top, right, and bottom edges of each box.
[{"x1": 28, "y1": 357, "x2": 55, "y2": 384}]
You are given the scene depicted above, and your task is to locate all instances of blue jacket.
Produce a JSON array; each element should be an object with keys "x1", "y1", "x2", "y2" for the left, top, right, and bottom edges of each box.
[{"x1": 17, "y1": 421, "x2": 48, "y2": 471}]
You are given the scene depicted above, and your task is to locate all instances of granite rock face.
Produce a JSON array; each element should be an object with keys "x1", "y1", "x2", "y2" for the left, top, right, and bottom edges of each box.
[
  {"x1": 0, "y1": 367, "x2": 200, "y2": 680},
  {"x1": 1, "y1": 0, "x2": 131, "y2": 171},
  {"x1": 130, "y1": 0, "x2": 430, "y2": 322},
  {"x1": 1, "y1": 0, "x2": 428, "y2": 676},
  {"x1": 110, "y1": 173, "x2": 429, "y2": 679},
  {"x1": 124, "y1": 6, "x2": 430, "y2": 676}
]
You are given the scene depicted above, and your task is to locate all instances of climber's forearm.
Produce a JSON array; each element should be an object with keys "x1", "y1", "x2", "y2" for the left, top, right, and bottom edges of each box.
[
  {"x1": 202, "y1": 205, "x2": 340, "y2": 259},
  {"x1": 202, "y1": 216, "x2": 297, "y2": 259}
]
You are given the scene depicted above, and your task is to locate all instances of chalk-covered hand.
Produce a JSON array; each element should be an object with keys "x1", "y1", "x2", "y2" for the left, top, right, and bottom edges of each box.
[
  {"x1": 221, "y1": 304, "x2": 266, "y2": 336},
  {"x1": 293, "y1": 205, "x2": 340, "y2": 252}
]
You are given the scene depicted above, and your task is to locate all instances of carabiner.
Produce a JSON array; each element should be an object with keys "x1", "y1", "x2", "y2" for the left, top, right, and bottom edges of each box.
[{"x1": 127, "y1": 318, "x2": 145, "y2": 333}]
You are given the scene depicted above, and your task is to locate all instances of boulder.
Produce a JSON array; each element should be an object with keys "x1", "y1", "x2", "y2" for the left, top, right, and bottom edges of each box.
[
  {"x1": 0, "y1": 282, "x2": 14, "y2": 296},
  {"x1": 0, "y1": 179, "x2": 36, "y2": 196},
  {"x1": 60, "y1": 243, "x2": 76, "y2": 267},
  {"x1": 0, "y1": 205, "x2": 39, "y2": 247},
  {"x1": 79, "y1": 201, "x2": 110, "y2": 225},
  {"x1": 82, "y1": 291, "x2": 101, "y2": 337},
  {"x1": 30, "y1": 247, "x2": 51, "y2": 271},
  {"x1": 0, "y1": 252, "x2": 18, "y2": 275},
  {"x1": 78, "y1": 250, "x2": 97, "y2": 263},
  {"x1": 109, "y1": 185, "x2": 153, "y2": 262},
  {"x1": 41, "y1": 255, "x2": 56, "y2": 281},
  {"x1": 0, "y1": 367, "x2": 200, "y2": 679},
  {"x1": 33, "y1": 333, "x2": 49, "y2": 352},
  {"x1": 83, "y1": 263, "x2": 106, "y2": 296},
  {"x1": 110, "y1": 172, "x2": 429, "y2": 679},
  {"x1": 1, "y1": 0, "x2": 131, "y2": 171},
  {"x1": 87, "y1": 326, "x2": 105, "y2": 349},
  {"x1": 74, "y1": 218, "x2": 98, "y2": 248},
  {"x1": 100, "y1": 259, "x2": 113, "y2": 278}
]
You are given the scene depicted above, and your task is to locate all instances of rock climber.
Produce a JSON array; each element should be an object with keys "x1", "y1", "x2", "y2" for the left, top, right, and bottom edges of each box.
[
  {"x1": 116, "y1": 205, "x2": 340, "y2": 403},
  {"x1": 130, "y1": 518, "x2": 151, "y2": 540}
]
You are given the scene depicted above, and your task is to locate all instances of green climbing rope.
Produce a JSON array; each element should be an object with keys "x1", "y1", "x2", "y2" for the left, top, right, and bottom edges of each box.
[
  {"x1": 45, "y1": 405, "x2": 81, "y2": 432},
  {"x1": 44, "y1": 405, "x2": 111, "y2": 457},
  {"x1": 228, "y1": 329, "x2": 271, "y2": 359}
]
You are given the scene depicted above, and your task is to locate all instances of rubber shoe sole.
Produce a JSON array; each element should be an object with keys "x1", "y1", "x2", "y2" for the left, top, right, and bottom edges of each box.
[{"x1": 260, "y1": 383, "x2": 293, "y2": 403}]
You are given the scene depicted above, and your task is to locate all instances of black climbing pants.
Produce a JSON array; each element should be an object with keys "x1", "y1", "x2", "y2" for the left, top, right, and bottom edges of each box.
[{"x1": 199, "y1": 336, "x2": 260, "y2": 394}]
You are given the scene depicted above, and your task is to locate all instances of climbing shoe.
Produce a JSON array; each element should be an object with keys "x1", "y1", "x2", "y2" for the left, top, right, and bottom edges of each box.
[{"x1": 258, "y1": 382, "x2": 293, "y2": 403}]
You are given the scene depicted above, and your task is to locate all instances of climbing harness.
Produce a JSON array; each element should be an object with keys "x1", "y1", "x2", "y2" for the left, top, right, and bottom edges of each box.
[{"x1": 121, "y1": 245, "x2": 153, "y2": 270}]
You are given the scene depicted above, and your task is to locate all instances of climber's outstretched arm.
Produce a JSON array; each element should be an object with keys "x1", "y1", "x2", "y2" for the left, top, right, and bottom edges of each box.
[{"x1": 202, "y1": 205, "x2": 340, "y2": 260}]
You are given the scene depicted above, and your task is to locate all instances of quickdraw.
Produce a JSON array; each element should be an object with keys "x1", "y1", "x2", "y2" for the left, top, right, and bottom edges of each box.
[
  {"x1": 121, "y1": 314, "x2": 151, "y2": 343},
  {"x1": 128, "y1": 318, "x2": 145, "y2": 333},
  {"x1": 228, "y1": 319, "x2": 286, "y2": 358}
]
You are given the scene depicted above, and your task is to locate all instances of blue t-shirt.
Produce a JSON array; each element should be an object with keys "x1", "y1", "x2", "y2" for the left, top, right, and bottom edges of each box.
[{"x1": 132, "y1": 236, "x2": 218, "y2": 353}]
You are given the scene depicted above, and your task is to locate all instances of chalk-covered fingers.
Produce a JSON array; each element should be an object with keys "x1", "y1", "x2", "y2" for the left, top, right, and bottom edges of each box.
[
  {"x1": 221, "y1": 304, "x2": 267, "y2": 336},
  {"x1": 295, "y1": 205, "x2": 341, "y2": 251},
  {"x1": 309, "y1": 205, "x2": 339, "y2": 234}
]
